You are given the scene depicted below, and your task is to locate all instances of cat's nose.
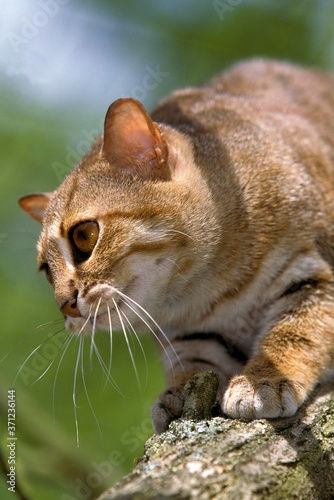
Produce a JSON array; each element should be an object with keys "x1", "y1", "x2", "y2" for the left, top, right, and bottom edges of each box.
[{"x1": 61, "y1": 298, "x2": 81, "y2": 318}]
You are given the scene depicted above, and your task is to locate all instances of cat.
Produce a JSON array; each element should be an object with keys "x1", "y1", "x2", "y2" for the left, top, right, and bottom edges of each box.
[{"x1": 19, "y1": 59, "x2": 334, "y2": 434}]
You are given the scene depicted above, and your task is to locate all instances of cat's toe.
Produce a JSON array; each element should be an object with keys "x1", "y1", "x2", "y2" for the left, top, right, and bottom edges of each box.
[
  {"x1": 151, "y1": 388, "x2": 185, "y2": 434},
  {"x1": 222, "y1": 375, "x2": 304, "y2": 419}
]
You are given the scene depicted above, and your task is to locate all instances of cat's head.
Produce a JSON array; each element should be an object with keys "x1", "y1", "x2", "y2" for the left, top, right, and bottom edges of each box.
[{"x1": 19, "y1": 98, "x2": 204, "y2": 335}]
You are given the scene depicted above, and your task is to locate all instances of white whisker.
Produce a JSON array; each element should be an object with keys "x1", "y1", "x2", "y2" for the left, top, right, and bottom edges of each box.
[
  {"x1": 112, "y1": 298, "x2": 142, "y2": 392},
  {"x1": 89, "y1": 324, "x2": 124, "y2": 396},
  {"x1": 107, "y1": 303, "x2": 113, "y2": 379},
  {"x1": 162, "y1": 257, "x2": 189, "y2": 283},
  {"x1": 90, "y1": 297, "x2": 102, "y2": 368},
  {"x1": 14, "y1": 345, "x2": 45, "y2": 384},
  {"x1": 94, "y1": 346, "x2": 124, "y2": 395},
  {"x1": 114, "y1": 289, "x2": 184, "y2": 384},
  {"x1": 78, "y1": 305, "x2": 93, "y2": 336},
  {"x1": 1, "y1": 320, "x2": 63, "y2": 367},
  {"x1": 118, "y1": 296, "x2": 177, "y2": 383},
  {"x1": 73, "y1": 336, "x2": 82, "y2": 447},
  {"x1": 31, "y1": 329, "x2": 68, "y2": 385},
  {"x1": 13, "y1": 327, "x2": 65, "y2": 384},
  {"x1": 52, "y1": 332, "x2": 75, "y2": 427},
  {"x1": 118, "y1": 307, "x2": 148, "y2": 388},
  {"x1": 34, "y1": 318, "x2": 64, "y2": 332},
  {"x1": 80, "y1": 333, "x2": 103, "y2": 444},
  {"x1": 166, "y1": 229, "x2": 195, "y2": 241},
  {"x1": 101, "y1": 304, "x2": 114, "y2": 394}
]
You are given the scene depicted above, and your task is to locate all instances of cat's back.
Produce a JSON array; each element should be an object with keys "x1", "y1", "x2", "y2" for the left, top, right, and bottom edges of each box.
[
  {"x1": 153, "y1": 58, "x2": 334, "y2": 135},
  {"x1": 152, "y1": 58, "x2": 334, "y2": 199}
]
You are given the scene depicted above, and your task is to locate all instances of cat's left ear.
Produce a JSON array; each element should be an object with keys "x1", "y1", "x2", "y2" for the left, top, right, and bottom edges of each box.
[
  {"x1": 102, "y1": 98, "x2": 169, "y2": 180},
  {"x1": 18, "y1": 193, "x2": 52, "y2": 223}
]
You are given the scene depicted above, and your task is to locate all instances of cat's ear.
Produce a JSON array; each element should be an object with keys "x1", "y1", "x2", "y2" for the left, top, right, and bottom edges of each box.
[
  {"x1": 18, "y1": 193, "x2": 52, "y2": 223},
  {"x1": 102, "y1": 98, "x2": 169, "y2": 180}
]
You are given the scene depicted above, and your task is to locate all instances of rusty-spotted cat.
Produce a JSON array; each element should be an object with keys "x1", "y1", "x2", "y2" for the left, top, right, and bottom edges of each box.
[{"x1": 20, "y1": 59, "x2": 334, "y2": 433}]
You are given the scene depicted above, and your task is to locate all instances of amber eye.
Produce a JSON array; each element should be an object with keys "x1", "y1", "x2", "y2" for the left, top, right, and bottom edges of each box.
[{"x1": 71, "y1": 221, "x2": 99, "y2": 256}]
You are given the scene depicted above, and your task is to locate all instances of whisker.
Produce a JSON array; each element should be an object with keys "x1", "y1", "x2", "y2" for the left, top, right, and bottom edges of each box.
[
  {"x1": 1, "y1": 319, "x2": 64, "y2": 366},
  {"x1": 161, "y1": 257, "x2": 189, "y2": 284},
  {"x1": 114, "y1": 289, "x2": 184, "y2": 385},
  {"x1": 34, "y1": 318, "x2": 64, "y2": 332},
  {"x1": 89, "y1": 302, "x2": 123, "y2": 394},
  {"x1": 118, "y1": 296, "x2": 177, "y2": 383},
  {"x1": 166, "y1": 229, "x2": 195, "y2": 241},
  {"x1": 73, "y1": 336, "x2": 82, "y2": 447},
  {"x1": 13, "y1": 327, "x2": 67, "y2": 385},
  {"x1": 31, "y1": 328, "x2": 68, "y2": 385},
  {"x1": 80, "y1": 333, "x2": 103, "y2": 445},
  {"x1": 107, "y1": 303, "x2": 113, "y2": 380},
  {"x1": 32, "y1": 362, "x2": 55, "y2": 385},
  {"x1": 92, "y1": 342, "x2": 124, "y2": 395},
  {"x1": 89, "y1": 325, "x2": 124, "y2": 396},
  {"x1": 118, "y1": 307, "x2": 149, "y2": 389},
  {"x1": 8, "y1": 230, "x2": 40, "y2": 241},
  {"x1": 90, "y1": 297, "x2": 102, "y2": 369},
  {"x1": 52, "y1": 332, "x2": 75, "y2": 426},
  {"x1": 77, "y1": 306, "x2": 93, "y2": 336},
  {"x1": 112, "y1": 298, "x2": 142, "y2": 393},
  {"x1": 101, "y1": 304, "x2": 113, "y2": 394},
  {"x1": 94, "y1": 338, "x2": 124, "y2": 396}
]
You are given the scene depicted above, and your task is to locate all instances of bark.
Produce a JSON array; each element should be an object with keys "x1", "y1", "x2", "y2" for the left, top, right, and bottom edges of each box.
[{"x1": 98, "y1": 378, "x2": 334, "y2": 500}]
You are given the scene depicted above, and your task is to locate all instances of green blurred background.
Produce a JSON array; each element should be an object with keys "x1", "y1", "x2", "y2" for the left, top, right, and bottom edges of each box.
[{"x1": 1, "y1": 1, "x2": 334, "y2": 498}]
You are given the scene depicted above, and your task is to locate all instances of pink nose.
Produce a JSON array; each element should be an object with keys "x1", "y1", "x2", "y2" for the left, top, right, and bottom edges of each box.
[{"x1": 61, "y1": 298, "x2": 81, "y2": 318}]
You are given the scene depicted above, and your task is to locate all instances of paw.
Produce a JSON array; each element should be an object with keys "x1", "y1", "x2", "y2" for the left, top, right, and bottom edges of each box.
[
  {"x1": 222, "y1": 375, "x2": 307, "y2": 419},
  {"x1": 151, "y1": 388, "x2": 185, "y2": 434}
]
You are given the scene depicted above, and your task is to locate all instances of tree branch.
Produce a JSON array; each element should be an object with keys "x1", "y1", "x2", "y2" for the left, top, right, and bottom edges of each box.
[{"x1": 98, "y1": 380, "x2": 334, "y2": 500}]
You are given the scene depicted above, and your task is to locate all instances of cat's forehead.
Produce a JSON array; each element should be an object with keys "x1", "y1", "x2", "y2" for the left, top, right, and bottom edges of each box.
[
  {"x1": 46, "y1": 165, "x2": 175, "y2": 225},
  {"x1": 43, "y1": 170, "x2": 112, "y2": 227}
]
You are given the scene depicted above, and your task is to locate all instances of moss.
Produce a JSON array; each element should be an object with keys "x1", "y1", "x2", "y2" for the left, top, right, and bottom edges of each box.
[
  {"x1": 181, "y1": 371, "x2": 220, "y2": 421},
  {"x1": 98, "y1": 383, "x2": 334, "y2": 500},
  {"x1": 269, "y1": 465, "x2": 314, "y2": 500},
  {"x1": 322, "y1": 417, "x2": 334, "y2": 438}
]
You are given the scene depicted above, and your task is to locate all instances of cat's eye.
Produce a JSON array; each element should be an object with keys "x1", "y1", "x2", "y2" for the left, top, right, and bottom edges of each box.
[{"x1": 71, "y1": 221, "x2": 99, "y2": 257}]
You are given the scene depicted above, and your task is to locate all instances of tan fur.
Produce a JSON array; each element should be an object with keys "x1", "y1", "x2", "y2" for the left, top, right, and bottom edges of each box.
[{"x1": 19, "y1": 59, "x2": 334, "y2": 432}]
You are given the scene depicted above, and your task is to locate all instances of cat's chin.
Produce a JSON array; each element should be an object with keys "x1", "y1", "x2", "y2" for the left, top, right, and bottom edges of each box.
[{"x1": 65, "y1": 317, "x2": 93, "y2": 336}]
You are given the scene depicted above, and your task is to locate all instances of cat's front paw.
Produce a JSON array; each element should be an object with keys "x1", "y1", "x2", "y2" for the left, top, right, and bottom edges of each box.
[
  {"x1": 151, "y1": 388, "x2": 185, "y2": 434},
  {"x1": 222, "y1": 375, "x2": 307, "y2": 419}
]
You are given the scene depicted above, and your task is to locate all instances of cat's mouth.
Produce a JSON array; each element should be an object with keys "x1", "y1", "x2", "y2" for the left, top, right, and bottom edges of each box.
[
  {"x1": 65, "y1": 297, "x2": 129, "y2": 335},
  {"x1": 65, "y1": 312, "x2": 111, "y2": 336},
  {"x1": 89, "y1": 311, "x2": 110, "y2": 326}
]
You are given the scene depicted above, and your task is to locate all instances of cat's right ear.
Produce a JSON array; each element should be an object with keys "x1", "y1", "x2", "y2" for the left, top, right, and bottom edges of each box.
[
  {"x1": 18, "y1": 193, "x2": 52, "y2": 223},
  {"x1": 101, "y1": 98, "x2": 170, "y2": 181}
]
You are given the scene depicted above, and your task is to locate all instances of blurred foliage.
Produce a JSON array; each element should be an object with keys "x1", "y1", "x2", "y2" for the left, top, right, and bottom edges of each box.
[{"x1": 1, "y1": 0, "x2": 334, "y2": 499}]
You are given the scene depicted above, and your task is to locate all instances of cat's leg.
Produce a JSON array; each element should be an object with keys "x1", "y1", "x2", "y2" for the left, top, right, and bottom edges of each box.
[
  {"x1": 152, "y1": 334, "x2": 244, "y2": 433},
  {"x1": 223, "y1": 284, "x2": 334, "y2": 419}
]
